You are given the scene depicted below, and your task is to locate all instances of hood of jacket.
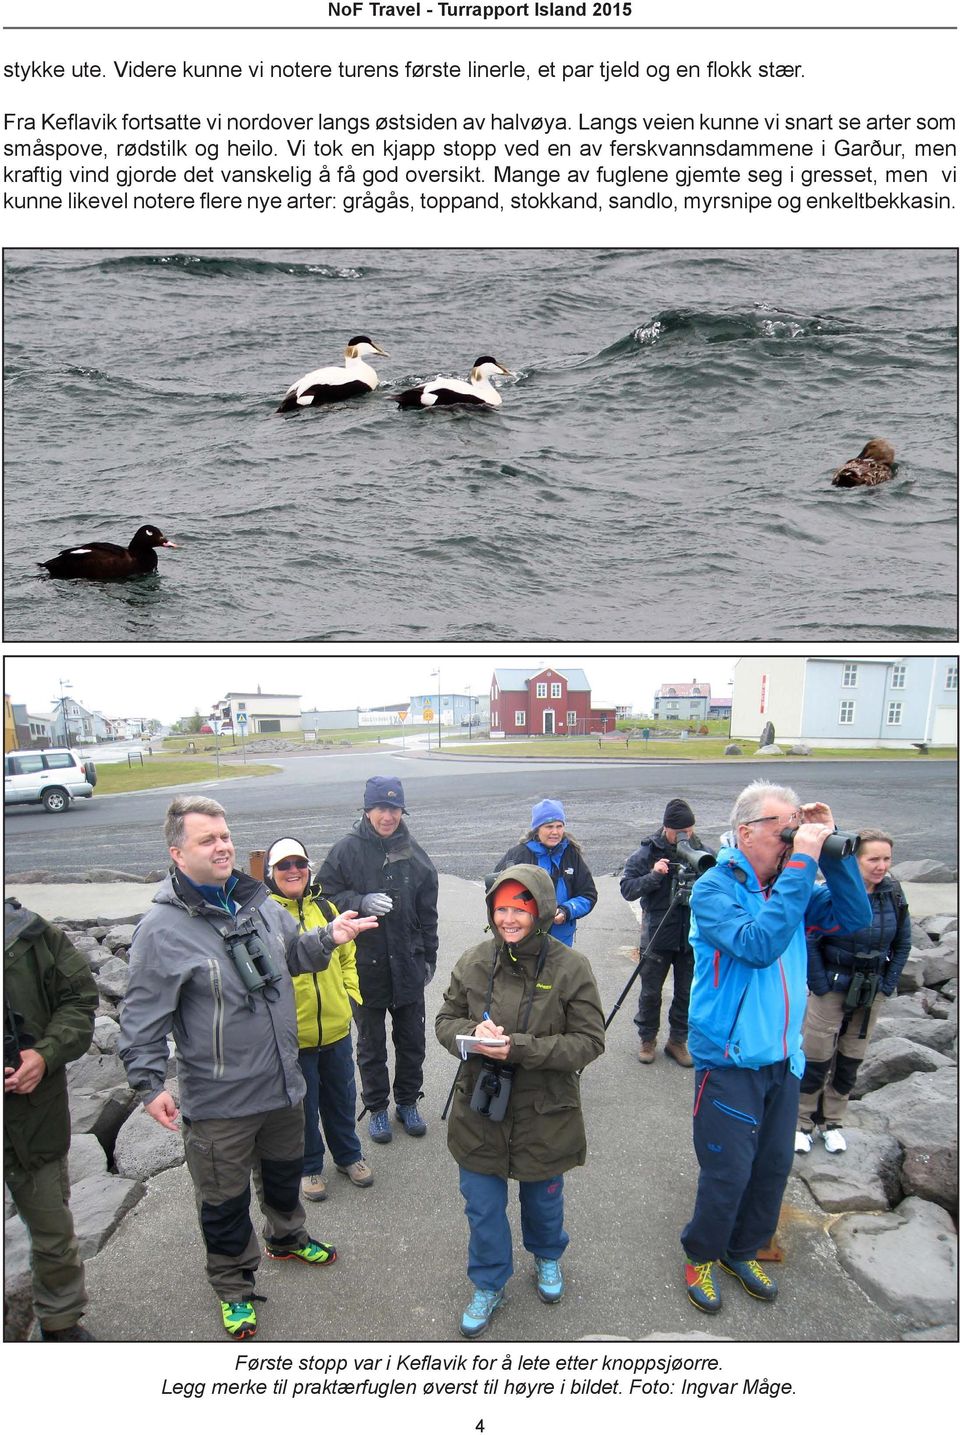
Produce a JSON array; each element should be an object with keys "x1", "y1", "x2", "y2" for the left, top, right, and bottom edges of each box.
[
  {"x1": 485, "y1": 863, "x2": 557, "y2": 957},
  {"x1": 262, "y1": 835, "x2": 323, "y2": 901}
]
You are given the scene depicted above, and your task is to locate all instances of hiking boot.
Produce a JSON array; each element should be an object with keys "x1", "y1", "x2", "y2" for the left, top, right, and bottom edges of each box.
[
  {"x1": 684, "y1": 1257, "x2": 721, "y2": 1313},
  {"x1": 265, "y1": 1237, "x2": 337, "y2": 1266},
  {"x1": 368, "y1": 1109, "x2": 392, "y2": 1144},
  {"x1": 219, "y1": 1300, "x2": 257, "y2": 1340},
  {"x1": 459, "y1": 1286, "x2": 504, "y2": 1339},
  {"x1": 40, "y1": 1323, "x2": 96, "y2": 1342},
  {"x1": 794, "y1": 1127, "x2": 815, "y2": 1154},
  {"x1": 822, "y1": 1125, "x2": 847, "y2": 1154},
  {"x1": 336, "y1": 1158, "x2": 375, "y2": 1187},
  {"x1": 396, "y1": 1100, "x2": 427, "y2": 1136},
  {"x1": 301, "y1": 1172, "x2": 327, "y2": 1201},
  {"x1": 534, "y1": 1257, "x2": 564, "y2": 1304},
  {"x1": 638, "y1": 1040, "x2": 656, "y2": 1064},
  {"x1": 664, "y1": 1039, "x2": 694, "y2": 1067},
  {"x1": 719, "y1": 1257, "x2": 778, "y2": 1302}
]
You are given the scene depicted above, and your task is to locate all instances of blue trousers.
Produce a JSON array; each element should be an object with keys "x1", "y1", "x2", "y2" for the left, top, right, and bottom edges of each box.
[
  {"x1": 298, "y1": 1034, "x2": 363, "y2": 1175},
  {"x1": 458, "y1": 1167, "x2": 569, "y2": 1292},
  {"x1": 681, "y1": 1060, "x2": 799, "y2": 1263}
]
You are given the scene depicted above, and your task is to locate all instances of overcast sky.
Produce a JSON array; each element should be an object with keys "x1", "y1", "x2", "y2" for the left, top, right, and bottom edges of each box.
[{"x1": 6, "y1": 651, "x2": 738, "y2": 725}]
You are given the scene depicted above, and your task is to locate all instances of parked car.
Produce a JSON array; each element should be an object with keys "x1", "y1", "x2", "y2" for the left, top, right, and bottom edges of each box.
[{"x1": 3, "y1": 748, "x2": 97, "y2": 812}]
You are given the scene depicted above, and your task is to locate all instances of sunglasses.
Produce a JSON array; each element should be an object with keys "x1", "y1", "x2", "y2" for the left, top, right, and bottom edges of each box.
[{"x1": 274, "y1": 858, "x2": 309, "y2": 872}]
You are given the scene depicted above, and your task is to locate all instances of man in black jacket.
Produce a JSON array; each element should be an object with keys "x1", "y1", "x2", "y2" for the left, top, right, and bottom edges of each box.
[
  {"x1": 318, "y1": 777, "x2": 439, "y2": 1146},
  {"x1": 619, "y1": 799, "x2": 711, "y2": 1067}
]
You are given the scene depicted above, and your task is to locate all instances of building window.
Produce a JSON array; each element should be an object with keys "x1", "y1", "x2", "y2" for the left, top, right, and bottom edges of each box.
[
  {"x1": 842, "y1": 664, "x2": 858, "y2": 688},
  {"x1": 514, "y1": 711, "x2": 526, "y2": 727},
  {"x1": 566, "y1": 711, "x2": 577, "y2": 729},
  {"x1": 946, "y1": 664, "x2": 958, "y2": 691},
  {"x1": 536, "y1": 683, "x2": 547, "y2": 699},
  {"x1": 891, "y1": 664, "x2": 906, "y2": 690},
  {"x1": 551, "y1": 682, "x2": 562, "y2": 698},
  {"x1": 839, "y1": 701, "x2": 855, "y2": 724},
  {"x1": 492, "y1": 709, "x2": 498, "y2": 728},
  {"x1": 886, "y1": 702, "x2": 903, "y2": 726}
]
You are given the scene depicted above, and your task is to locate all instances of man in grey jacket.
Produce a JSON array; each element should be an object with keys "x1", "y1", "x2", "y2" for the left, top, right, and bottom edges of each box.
[{"x1": 118, "y1": 796, "x2": 377, "y2": 1341}]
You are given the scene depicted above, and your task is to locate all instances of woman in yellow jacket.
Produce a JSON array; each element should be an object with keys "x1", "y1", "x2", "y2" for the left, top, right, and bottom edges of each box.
[{"x1": 266, "y1": 838, "x2": 373, "y2": 1198}]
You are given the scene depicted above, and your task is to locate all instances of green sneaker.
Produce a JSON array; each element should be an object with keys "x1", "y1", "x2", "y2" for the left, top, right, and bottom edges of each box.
[
  {"x1": 220, "y1": 1299, "x2": 257, "y2": 1340},
  {"x1": 266, "y1": 1237, "x2": 337, "y2": 1266}
]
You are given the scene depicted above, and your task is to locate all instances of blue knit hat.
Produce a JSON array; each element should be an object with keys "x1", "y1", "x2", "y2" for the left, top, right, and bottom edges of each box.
[
  {"x1": 364, "y1": 775, "x2": 407, "y2": 811},
  {"x1": 531, "y1": 798, "x2": 565, "y2": 828}
]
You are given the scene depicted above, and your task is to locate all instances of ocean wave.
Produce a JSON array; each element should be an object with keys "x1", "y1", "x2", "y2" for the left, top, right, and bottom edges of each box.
[
  {"x1": 590, "y1": 307, "x2": 857, "y2": 360},
  {"x1": 95, "y1": 253, "x2": 365, "y2": 280}
]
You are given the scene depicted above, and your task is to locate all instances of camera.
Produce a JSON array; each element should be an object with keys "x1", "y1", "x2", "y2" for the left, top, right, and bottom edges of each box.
[
  {"x1": 224, "y1": 926, "x2": 283, "y2": 994},
  {"x1": 779, "y1": 828, "x2": 860, "y2": 860},
  {"x1": 4, "y1": 997, "x2": 34, "y2": 1073},
  {"x1": 670, "y1": 837, "x2": 716, "y2": 906},
  {"x1": 469, "y1": 1060, "x2": 515, "y2": 1122}
]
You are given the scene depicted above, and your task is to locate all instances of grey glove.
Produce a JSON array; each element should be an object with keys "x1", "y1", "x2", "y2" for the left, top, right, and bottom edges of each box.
[{"x1": 360, "y1": 892, "x2": 393, "y2": 917}]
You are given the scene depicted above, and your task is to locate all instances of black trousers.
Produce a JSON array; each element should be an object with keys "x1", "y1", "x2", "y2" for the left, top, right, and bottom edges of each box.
[
  {"x1": 633, "y1": 946, "x2": 694, "y2": 1041},
  {"x1": 353, "y1": 993, "x2": 426, "y2": 1111}
]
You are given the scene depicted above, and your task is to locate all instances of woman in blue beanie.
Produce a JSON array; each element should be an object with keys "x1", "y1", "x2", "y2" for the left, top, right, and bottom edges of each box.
[{"x1": 493, "y1": 799, "x2": 598, "y2": 947}]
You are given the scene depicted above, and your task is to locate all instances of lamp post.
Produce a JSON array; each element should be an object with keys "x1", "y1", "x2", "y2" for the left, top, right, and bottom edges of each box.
[
  {"x1": 465, "y1": 683, "x2": 472, "y2": 740},
  {"x1": 430, "y1": 667, "x2": 441, "y2": 751},
  {"x1": 52, "y1": 679, "x2": 73, "y2": 747}
]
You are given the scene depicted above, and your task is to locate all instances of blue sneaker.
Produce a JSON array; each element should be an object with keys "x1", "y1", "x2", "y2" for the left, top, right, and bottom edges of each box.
[
  {"x1": 396, "y1": 1101, "x2": 427, "y2": 1137},
  {"x1": 719, "y1": 1257, "x2": 778, "y2": 1302},
  {"x1": 459, "y1": 1286, "x2": 504, "y2": 1339},
  {"x1": 534, "y1": 1257, "x2": 564, "y2": 1304},
  {"x1": 368, "y1": 1109, "x2": 392, "y2": 1144}
]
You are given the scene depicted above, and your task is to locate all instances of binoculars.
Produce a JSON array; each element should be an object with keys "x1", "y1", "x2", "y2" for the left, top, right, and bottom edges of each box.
[
  {"x1": 469, "y1": 1060, "x2": 515, "y2": 1122},
  {"x1": 780, "y1": 828, "x2": 860, "y2": 860},
  {"x1": 224, "y1": 927, "x2": 283, "y2": 994}
]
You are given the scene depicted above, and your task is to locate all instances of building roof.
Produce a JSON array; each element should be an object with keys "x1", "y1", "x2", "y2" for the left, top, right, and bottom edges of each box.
[
  {"x1": 492, "y1": 668, "x2": 591, "y2": 692},
  {"x1": 215, "y1": 692, "x2": 302, "y2": 700},
  {"x1": 656, "y1": 682, "x2": 712, "y2": 698}
]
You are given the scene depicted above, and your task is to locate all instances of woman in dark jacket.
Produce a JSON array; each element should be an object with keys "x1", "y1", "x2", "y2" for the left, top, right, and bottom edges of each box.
[
  {"x1": 494, "y1": 798, "x2": 598, "y2": 948},
  {"x1": 796, "y1": 828, "x2": 911, "y2": 1154},
  {"x1": 436, "y1": 865, "x2": 604, "y2": 1339}
]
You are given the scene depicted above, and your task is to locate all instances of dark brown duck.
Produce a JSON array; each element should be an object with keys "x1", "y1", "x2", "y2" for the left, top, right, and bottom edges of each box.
[
  {"x1": 40, "y1": 524, "x2": 178, "y2": 580},
  {"x1": 831, "y1": 439, "x2": 896, "y2": 487}
]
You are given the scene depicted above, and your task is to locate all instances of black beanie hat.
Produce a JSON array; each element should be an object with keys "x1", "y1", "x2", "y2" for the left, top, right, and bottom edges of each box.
[{"x1": 663, "y1": 798, "x2": 696, "y2": 829}]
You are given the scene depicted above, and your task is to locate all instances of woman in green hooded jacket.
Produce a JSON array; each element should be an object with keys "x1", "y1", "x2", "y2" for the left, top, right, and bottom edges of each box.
[{"x1": 435, "y1": 864, "x2": 604, "y2": 1338}]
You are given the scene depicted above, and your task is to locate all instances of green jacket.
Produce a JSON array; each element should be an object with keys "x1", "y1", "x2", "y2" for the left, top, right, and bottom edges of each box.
[
  {"x1": 269, "y1": 884, "x2": 361, "y2": 1048},
  {"x1": 3, "y1": 899, "x2": 97, "y2": 1176},
  {"x1": 435, "y1": 864, "x2": 604, "y2": 1181}
]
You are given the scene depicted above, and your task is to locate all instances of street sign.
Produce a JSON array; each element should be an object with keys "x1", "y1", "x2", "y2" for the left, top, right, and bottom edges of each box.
[
  {"x1": 237, "y1": 713, "x2": 247, "y2": 727},
  {"x1": 398, "y1": 710, "x2": 408, "y2": 723},
  {"x1": 423, "y1": 706, "x2": 434, "y2": 722}
]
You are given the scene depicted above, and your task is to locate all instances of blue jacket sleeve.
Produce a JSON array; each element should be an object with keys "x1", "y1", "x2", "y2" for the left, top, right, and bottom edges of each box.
[
  {"x1": 803, "y1": 851, "x2": 872, "y2": 945},
  {"x1": 805, "y1": 931, "x2": 831, "y2": 996},
  {"x1": 691, "y1": 855, "x2": 822, "y2": 969}
]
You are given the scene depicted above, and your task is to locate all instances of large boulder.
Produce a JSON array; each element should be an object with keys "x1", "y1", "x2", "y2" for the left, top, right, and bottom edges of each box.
[
  {"x1": 102, "y1": 924, "x2": 138, "y2": 953},
  {"x1": 68, "y1": 1132, "x2": 109, "y2": 1185},
  {"x1": 755, "y1": 744, "x2": 783, "y2": 755},
  {"x1": 897, "y1": 952, "x2": 926, "y2": 993},
  {"x1": 853, "y1": 1036, "x2": 952, "y2": 1095},
  {"x1": 921, "y1": 915, "x2": 958, "y2": 941},
  {"x1": 892, "y1": 860, "x2": 957, "y2": 884},
  {"x1": 92, "y1": 1015, "x2": 121, "y2": 1054},
  {"x1": 113, "y1": 1103, "x2": 185, "y2": 1182},
  {"x1": 785, "y1": 744, "x2": 812, "y2": 756},
  {"x1": 724, "y1": 744, "x2": 742, "y2": 756},
  {"x1": 95, "y1": 956, "x2": 130, "y2": 1002},
  {"x1": 854, "y1": 1067, "x2": 958, "y2": 1211},
  {"x1": 831, "y1": 1197, "x2": 958, "y2": 1327},
  {"x1": 67, "y1": 1051, "x2": 128, "y2": 1093},
  {"x1": 68, "y1": 1171, "x2": 144, "y2": 1259},
  {"x1": 871, "y1": 1014, "x2": 956, "y2": 1056},
  {"x1": 792, "y1": 1127, "x2": 902, "y2": 1211},
  {"x1": 923, "y1": 947, "x2": 959, "y2": 988}
]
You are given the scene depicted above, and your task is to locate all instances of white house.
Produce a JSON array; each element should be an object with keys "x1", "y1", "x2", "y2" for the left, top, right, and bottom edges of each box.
[{"x1": 731, "y1": 657, "x2": 957, "y2": 749}]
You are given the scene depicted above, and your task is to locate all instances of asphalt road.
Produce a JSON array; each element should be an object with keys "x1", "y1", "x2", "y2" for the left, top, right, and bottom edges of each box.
[{"x1": 4, "y1": 752, "x2": 956, "y2": 879}]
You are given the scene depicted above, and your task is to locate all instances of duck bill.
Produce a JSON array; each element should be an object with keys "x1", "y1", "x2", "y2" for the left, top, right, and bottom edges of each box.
[
  {"x1": 373, "y1": 344, "x2": 390, "y2": 357},
  {"x1": 161, "y1": 540, "x2": 180, "y2": 548},
  {"x1": 497, "y1": 364, "x2": 514, "y2": 377}
]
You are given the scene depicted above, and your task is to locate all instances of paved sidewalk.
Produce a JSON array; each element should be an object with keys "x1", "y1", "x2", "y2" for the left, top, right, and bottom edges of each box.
[{"x1": 25, "y1": 873, "x2": 952, "y2": 1344}]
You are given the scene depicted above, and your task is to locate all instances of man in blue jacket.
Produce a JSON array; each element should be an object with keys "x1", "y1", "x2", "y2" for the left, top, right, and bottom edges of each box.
[{"x1": 680, "y1": 781, "x2": 870, "y2": 1314}]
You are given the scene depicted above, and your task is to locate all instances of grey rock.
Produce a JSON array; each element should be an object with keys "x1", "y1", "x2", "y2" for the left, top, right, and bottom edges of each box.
[
  {"x1": 92, "y1": 1015, "x2": 121, "y2": 1054},
  {"x1": 922, "y1": 993, "x2": 956, "y2": 1021},
  {"x1": 793, "y1": 1127, "x2": 902, "y2": 1211},
  {"x1": 724, "y1": 744, "x2": 742, "y2": 756},
  {"x1": 786, "y1": 743, "x2": 812, "y2": 756},
  {"x1": 114, "y1": 1104, "x2": 185, "y2": 1181},
  {"x1": 905, "y1": 925, "x2": 936, "y2": 951},
  {"x1": 67, "y1": 1051, "x2": 128, "y2": 1093},
  {"x1": 102, "y1": 924, "x2": 137, "y2": 953},
  {"x1": 95, "y1": 956, "x2": 130, "y2": 1001},
  {"x1": 892, "y1": 859, "x2": 958, "y2": 884},
  {"x1": 897, "y1": 953, "x2": 926, "y2": 993},
  {"x1": 942, "y1": 978, "x2": 957, "y2": 1001},
  {"x1": 39, "y1": 871, "x2": 90, "y2": 884},
  {"x1": 924, "y1": 948, "x2": 959, "y2": 988},
  {"x1": 68, "y1": 1132, "x2": 108, "y2": 1185},
  {"x1": 921, "y1": 914, "x2": 958, "y2": 941},
  {"x1": 901, "y1": 1323, "x2": 959, "y2": 1342},
  {"x1": 69, "y1": 1084, "x2": 137, "y2": 1157},
  {"x1": 83, "y1": 869, "x2": 148, "y2": 883},
  {"x1": 755, "y1": 744, "x2": 783, "y2": 755},
  {"x1": 68, "y1": 1171, "x2": 144, "y2": 1258},
  {"x1": 872, "y1": 1014, "x2": 957, "y2": 1056},
  {"x1": 62, "y1": 929, "x2": 103, "y2": 956},
  {"x1": 4, "y1": 870, "x2": 50, "y2": 884},
  {"x1": 854, "y1": 1037, "x2": 952, "y2": 1095},
  {"x1": 855, "y1": 1067, "x2": 958, "y2": 1210},
  {"x1": 831, "y1": 1197, "x2": 958, "y2": 1326}
]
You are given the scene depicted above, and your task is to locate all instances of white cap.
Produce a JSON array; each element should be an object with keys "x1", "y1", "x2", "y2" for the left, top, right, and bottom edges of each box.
[{"x1": 266, "y1": 838, "x2": 309, "y2": 875}]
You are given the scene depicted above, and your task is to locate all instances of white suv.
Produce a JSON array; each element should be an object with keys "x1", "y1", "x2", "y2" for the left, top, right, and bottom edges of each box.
[{"x1": 4, "y1": 749, "x2": 97, "y2": 813}]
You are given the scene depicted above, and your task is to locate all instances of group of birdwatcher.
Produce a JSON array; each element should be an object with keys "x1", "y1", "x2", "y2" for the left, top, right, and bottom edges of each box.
[{"x1": 6, "y1": 773, "x2": 908, "y2": 1342}]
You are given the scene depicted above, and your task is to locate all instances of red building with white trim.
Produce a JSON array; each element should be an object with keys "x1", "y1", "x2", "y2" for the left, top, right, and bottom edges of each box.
[{"x1": 489, "y1": 667, "x2": 616, "y2": 736}]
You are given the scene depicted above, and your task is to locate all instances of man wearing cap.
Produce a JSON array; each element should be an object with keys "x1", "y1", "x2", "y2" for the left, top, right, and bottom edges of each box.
[
  {"x1": 264, "y1": 837, "x2": 374, "y2": 1202},
  {"x1": 494, "y1": 798, "x2": 598, "y2": 949},
  {"x1": 317, "y1": 777, "x2": 439, "y2": 1146},
  {"x1": 619, "y1": 799, "x2": 712, "y2": 1066}
]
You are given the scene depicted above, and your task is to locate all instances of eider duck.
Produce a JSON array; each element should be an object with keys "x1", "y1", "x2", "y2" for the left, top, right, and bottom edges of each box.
[
  {"x1": 395, "y1": 356, "x2": 513, "y2": 410},
  {"x1": 831, "y1": 439, "x2": 896, "y2": 487},
  {"x1": 276, "y1": 336, "x2": 389, "y2": 412},
  {"x1": 39, "y1": 524, "x2": 178, "y2": 581}
]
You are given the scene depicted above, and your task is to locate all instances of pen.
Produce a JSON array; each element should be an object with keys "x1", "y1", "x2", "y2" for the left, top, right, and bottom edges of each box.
[{"x1": 483, "y1": 1011, "x2": 491, "y2": 1022}]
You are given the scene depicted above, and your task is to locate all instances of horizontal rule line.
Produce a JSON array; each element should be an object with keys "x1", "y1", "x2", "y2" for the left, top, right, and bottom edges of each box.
[{"x1": 2, "y1": 25, "x2": 957, "y2": 31}]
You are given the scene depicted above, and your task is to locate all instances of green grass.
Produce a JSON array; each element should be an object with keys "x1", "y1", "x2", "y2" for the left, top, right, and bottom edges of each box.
[
  {"x1": 163, "y1": 724, "x2": 430, "y2": 751},
  {"x1": 440, "y1": 736, "x2": 955, "y2": 761},
  {"x1": 94, "y1": 757, "x2": 281, "y2": 794}
]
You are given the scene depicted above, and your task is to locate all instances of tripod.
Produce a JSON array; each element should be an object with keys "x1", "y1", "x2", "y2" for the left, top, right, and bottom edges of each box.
[{"x1": 604, "y1": 882, "x2": 690, "y2": 1031}]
